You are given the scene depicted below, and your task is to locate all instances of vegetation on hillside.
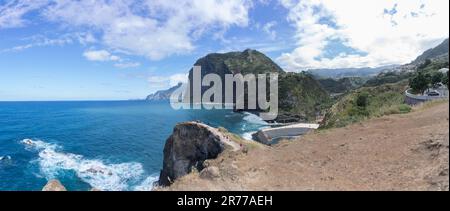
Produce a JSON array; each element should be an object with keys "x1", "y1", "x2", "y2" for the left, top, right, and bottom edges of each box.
[
  {"x1": 418, "y1": 57, "x2": 449, "y2": 73},
  {"x1": 409, "y1": 58, "x2": 449, "y2": 94},
  {"x1": 322, "y1": 81, "x2": 411, "y2": 129},
  {"x1": 278, "y1": 72, "x2": 332, "y2": 121},
  {"x1": 443, "y1": 72, "x2": 449, "y2": 87},
  {"x1": 318, "y1": 77, "x2": 366, "y2": 94},
  {"x1": 414, "y1": 38, "x2": 449, "y2": 63},
  {"x1": 193, "y1": 49, "x2": 284, "y2": 75},
  {"x1": 189, "y1": 49, "x2": 332, "y2": 122},
  {"x1": 364, "y1": 71, "x2": 412, "y2": 87},
  {"x1": 322, "y1": 39, "x2": 449, "y2": 129}
]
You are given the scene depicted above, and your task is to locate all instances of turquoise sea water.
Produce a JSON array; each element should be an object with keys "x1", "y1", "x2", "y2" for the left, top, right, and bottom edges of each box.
[{"x1": 0, "y1": 101, "x2": 267, "y2": 191}]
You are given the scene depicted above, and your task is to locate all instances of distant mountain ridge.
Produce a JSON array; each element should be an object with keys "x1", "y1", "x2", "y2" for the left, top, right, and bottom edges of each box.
[
  {"x1": 307, "y1": 38, "x2": 449, "y2": 79},
  {"x1": 146, "y1": 83, "x2": 182, "y2": 101},
  {"x1": 414, "y1": 38, "x2": 449, "y2": 64},
  {"x1": 307, "y1": 65, "x2": 398, "y2": 79},
  {"x1": 146, "y1": 49, "x2": 330, "y2": 122},
  {"x1": 317, "y1": 77, "x2": 366, "y2": 94}
]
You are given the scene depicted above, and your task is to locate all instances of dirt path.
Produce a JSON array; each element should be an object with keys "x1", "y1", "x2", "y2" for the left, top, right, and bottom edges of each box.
[{"x1": 168, "y1": 101, "x2": 449, "y2": 191}]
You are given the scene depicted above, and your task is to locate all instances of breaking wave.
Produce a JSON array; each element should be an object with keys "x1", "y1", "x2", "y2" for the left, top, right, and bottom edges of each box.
[
  {"x1": 21, "y1": 139, "x2": 158, "y2": 191},
  {"x1": 242, "y1": 112, "x2": 269, "y2": 126},
  {"x1": 241, "y1": 131, "x2": 256, "y2": 141}
]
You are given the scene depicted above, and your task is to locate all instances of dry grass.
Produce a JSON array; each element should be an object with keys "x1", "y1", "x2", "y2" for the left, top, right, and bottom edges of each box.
[
  {"x1": 167, "y1": 102, "x2": 449, "y2": 191},
  {"x1": 413, "y1": 99, "x2": 449, "y2": 111},
  {"x1": 218, "y1": 127, "x2": 265, "y2": 151}
]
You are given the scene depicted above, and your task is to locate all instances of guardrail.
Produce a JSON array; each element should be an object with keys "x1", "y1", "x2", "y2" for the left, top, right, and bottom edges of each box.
[{"x1": 405, "y1": 88, "x2": 448, "y2": 105}]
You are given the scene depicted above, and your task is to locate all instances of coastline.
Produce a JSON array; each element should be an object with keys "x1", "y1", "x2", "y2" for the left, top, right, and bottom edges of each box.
[
  {"x1": 0, "y1": 101, "x2": 272, "y2": 191},
  {"x1": 162, "y1": 101, "x2": 449, "y2": 191},
  {"x1": 34, "y1": 100, "x2": 449, "y2": 191}
]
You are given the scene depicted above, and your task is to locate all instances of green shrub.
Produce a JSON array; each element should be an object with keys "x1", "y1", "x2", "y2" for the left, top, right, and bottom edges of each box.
[
  {"x1": 398, "y1": 104, "x2": 412, "y2": 114},
  {"x1": 322, "y1": 82, "x2": 410, "y2": 129},
  {"x1": 356, "y1": 92, "x2": 369, "y2": 107},
  {"x1": 410, "y1": 72, "x2": 430, "y2": 94},
  {"x1": 443, "y1": 72, "x2": 449, "y2": 87}
]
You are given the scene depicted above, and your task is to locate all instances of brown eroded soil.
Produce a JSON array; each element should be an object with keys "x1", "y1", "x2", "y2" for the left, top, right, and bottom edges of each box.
[{"x1": 166, "y1": 101, "x2": 449, "y2": 191}]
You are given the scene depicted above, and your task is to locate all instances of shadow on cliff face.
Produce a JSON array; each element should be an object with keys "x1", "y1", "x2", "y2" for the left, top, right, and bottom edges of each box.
[{"x1": 158, "y1": 122, "x2": 225, "y2": 187}]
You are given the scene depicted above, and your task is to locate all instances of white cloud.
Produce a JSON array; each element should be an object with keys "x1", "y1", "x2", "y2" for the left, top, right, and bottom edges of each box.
[
  {"x1": 148, "y1": 73, "x2": 188, "y2": 90},
  {"x1": 262, "y1": 21, "x2": 277, "y2": 40},
  {"x1": 76, "y1": 32, "x2": 97, "y2": 45},
  {"x1": 83, "y1": 50, "x2": 143, "y2": 69},
  {"x1": 168, "y1": 73, "x2": 189, "y2": 86},
  {"x1": 114, "y1": 62, "x2": 141, "y2": 69},
  {"x1": 1, "y1": 34, "x2": 76, "y2": 53},
  {"x1": 83, "y1": 50, "x2": 121, "y2": 62},
  {"x1": 277, "y1": 0, "x2": 450, "y2": 71},
  {"x1": 38, "y1": 0, "x2": 251, "y2": 60},
  {"x1": 0, "y1": 0, "x2": 49, "y2": 28},
  {"x1": 1, "y1": 0, "x2": 251, "y2": 60}
]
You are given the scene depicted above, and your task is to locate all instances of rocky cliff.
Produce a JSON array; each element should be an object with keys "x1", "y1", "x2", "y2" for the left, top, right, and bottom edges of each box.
[
  {"x1": 189, "y1": 49, "x2": 331, "y2": 122},
  {"x1": 145, "y1": 49, "x2": 331, "y2": 122},
  {"x1": 146, "y1": 83, "x2": 183, "y2": 101},
  {"x1": 164, "y1": 101, "x2": 449, "y2": 191},
  {"x1": 191, "y1": 49, "x2": 284, "y2": 76},
  {"x1": 158, "y1": 122, "x2": 231, "y2": 186}
]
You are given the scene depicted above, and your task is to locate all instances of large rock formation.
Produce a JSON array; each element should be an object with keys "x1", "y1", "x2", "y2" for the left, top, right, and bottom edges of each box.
[
  {"x1": 158, "y1": 122, "x2": 227, "y2": 186},
  {"x1": 145, "y1": 49, "x2": 332, "y2": 122},
  {"x1": 188, "y1": 49, "x2": 331, "y2": 122},
  {"x1": 42, "y1": 180, "x2": 67, "y2": 191}
]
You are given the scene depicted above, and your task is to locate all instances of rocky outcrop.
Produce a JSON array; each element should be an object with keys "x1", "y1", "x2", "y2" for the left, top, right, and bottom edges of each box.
[
  {"x1": 186, "y1": 49, "x2": 331, "y2": 121},
  {"x1": 158, "y1": 122, "x2": 227, "y2": 186},
  {"x1": 42, "y1": 180, "x2": 67, "y2": 191},
  {"x1": 199, "y1": 166, "x2": 221, "y2": 180}
]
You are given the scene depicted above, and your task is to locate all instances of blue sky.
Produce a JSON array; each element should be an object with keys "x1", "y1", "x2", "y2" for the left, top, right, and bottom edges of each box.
[{"x1": 0, "y1": 0, "x2": 448, "y2": 101}]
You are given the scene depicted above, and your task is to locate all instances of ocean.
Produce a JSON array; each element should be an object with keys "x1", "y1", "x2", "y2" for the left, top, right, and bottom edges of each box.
[{"x1": 0, "y1": 101, "x2": 268, "y2": 191}]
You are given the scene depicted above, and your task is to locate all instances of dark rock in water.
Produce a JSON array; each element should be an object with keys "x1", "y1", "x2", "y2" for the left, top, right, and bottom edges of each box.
[
  {"x1": 42, "y1": 180, "x2": 67, "y2": 191},
  {"x1": 159, "y1": 122, "x2": 225, "y2": 186},
  {"x1": 253, "y1": 131, "x2": 272, "y2": 146}
]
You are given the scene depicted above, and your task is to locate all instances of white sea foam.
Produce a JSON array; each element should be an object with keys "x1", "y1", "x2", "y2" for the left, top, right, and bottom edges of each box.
[
  {"x1": 240, "y1": 112, "x2": 271, "y2": 141},
  {"x1": 21, "y1": 139, "x2": 56, "y2": 150},
  {"x1": 133, "y1": 175, "x2": 159, "y2": 191},
  {"x1": 0, "y1": 155, "x2": 11, "y2": 161},
  {"x1": 242, "y1": 131, "x2": 257, "y2": 141},
  {"x1": 243, "y1": 112, "x2": 269, "y2": 126},
  {"x1": 21, "y1": 139, "x2": 158, "y2": 191}
]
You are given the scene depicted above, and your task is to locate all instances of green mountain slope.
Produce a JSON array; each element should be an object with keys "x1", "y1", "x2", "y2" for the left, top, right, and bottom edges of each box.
[
  {"x1": 322, "y1": 81, "x2": 411, "y2": 128},
  {"x1": 414, "y1": 38, "x2": 449, "y2": 63},
  {"x1": 318, "y1": 77, "x2": 366, "y2": 94},
  {"x1": 191, "y1": 49, "x2": 284, "y2": 76},
  {"x1": 279, "y1": 72, "x2": 332, "y2": 122},
  {"x1": 188, "y1": 49, "x2": 331, "y2": 122}
]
